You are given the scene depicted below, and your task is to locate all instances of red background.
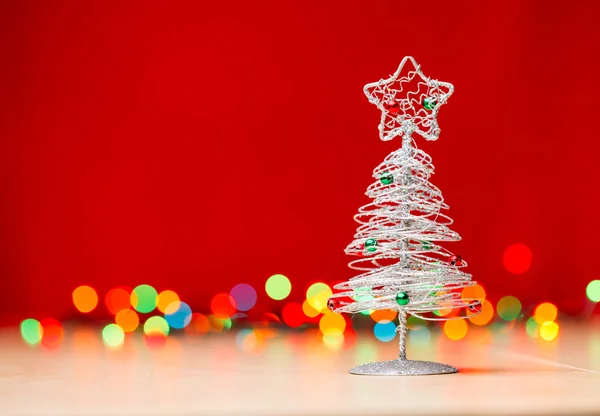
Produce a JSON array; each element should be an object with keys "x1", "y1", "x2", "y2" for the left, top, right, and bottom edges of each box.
[{"x1": 1, "y1": 1, "x2": 599, "y2": 324}]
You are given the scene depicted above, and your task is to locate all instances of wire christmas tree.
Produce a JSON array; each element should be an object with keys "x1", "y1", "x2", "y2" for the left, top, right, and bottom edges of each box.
[{"x1": 328, "y1": 56, "x2": 481, "y2": 376}]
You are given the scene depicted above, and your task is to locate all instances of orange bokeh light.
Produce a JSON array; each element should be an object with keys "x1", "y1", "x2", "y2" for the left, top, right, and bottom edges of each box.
[
  {"x1": 211, "y1": 293, "x2": 236, "y2": 319},
  {"x1": 467, "y1": 300, "x2": 494, "y2": 325},
  {"x1": 302, "y1": 300, "x2": 320, "y2": 318},
  {"x1": 462, "y1": 284, "x2": 486, "y2": 302},
  {"x1": 444, "y1": 319, "x2": 468, "y2": 340},
  {"x1": 534, "y1": 302, "x2": 558, "y2": 323},
  {"x1": 104, "y1": 287, "x2": 131, "y2": 316},
  {"x1": 157, "y1": 290, "x2": 180, "y2": 313},
  {"x1": 370, "y1": 309, "x2": 398, "y2": 322},
  {"x1": 185, "y1": 313, "x2": 210, "y2": 334},
  {"x1": 72, "y1": 285, "x2": 98, "y2": 313},
  {"x1": 40, "y1": 318, "x2": 64, "y2": 348},
  {"x1": 115, "y1": 309, "x2": 139, "y2": 332},
  {"x1": 503, "y1": 243, "x2": 532, "y2": 274}
]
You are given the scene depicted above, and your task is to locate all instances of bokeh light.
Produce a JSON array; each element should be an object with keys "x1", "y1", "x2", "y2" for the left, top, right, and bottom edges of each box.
[
  {"x1": 586, "y1": 280, "x2": 600, "y2": 303},
  {"x1": 534, "y1": 302, "x2": 558, "y2": 324},
  {"x1": 164, "y1": 301, "x2": 193, "y2": 329},
  {"x1": 409, "y1": 326, "x2": 431, "y2": 346},
  {"x1": 503, "y1": 243, "x2": 532, "y2": 274},
  {"x1": 230, "y1": 284, "x2": 257, "y2": 311},
  {"x1": 407, "y1": 315, "x2": 427, "y2": 330},
  {"x1": 72, "y1": 285, "x2": 98, "y2": 313},
  {"x1": 370, "y1": 309, "x2": 398, "y2": 323},
  {"x1": 211, "y1": 293, "x2": 236, "y2": 318},
  {"x1": 115, "y1": 309, "x2": 139, "y2": 332},
  {"x1": 323, "y1": 333, "x2": 344, "y2": 350},
  {"x1": 157, "y1": 290, "x2": 180, "y2": 314},
  {"x1": 236, "y1": 329, "x2": 259, "y2": 352},
  {"x1": 354, "y1": 342, "x2": 378, "y2": 363},
  {"x1": 306, "y1": 282, "x2": 332, "y2": 313},
  {"x1": 144, "y1": 316, "x2": 170, "y2": 337},
  {"x1": 102, "y1": 324, "x2": 125, "y2": 348},
  {"x1": 540, "y1": 321, "x2": 559, "y2": 342},
  {"x1": 282, "y1": 302, "x2": 304, "y2": 328},
  {"x1": 374, "y1": 320, "x2": 396, "y2": 342},
  {"x1": 302, "y1": 299, "x2": 320, "y2": 318},
  {"x1": 319, "y1": 312, "x2": 346, "y2": 336},
  {"x1": 526, "y1": 316, "x2": 540, "y2": 338},
  {"x1": 131, "y1": 284, "x2": 158, "y2": 313},
  {"x1": 497, "y1": 296, "x2": 522, "y2": 321},
  {"x1": 462, "y1": 283, "x2": 486, "y2": 302},
  {"x1": 20, "y1": 318, "x2": 43, "y2": 346},
  {"x1": 105, "y1": 287, "x2": 131, "y2": 316},
  {"x1": 467, "y1": 300, "x2": 494, "y2": 325},
  {"x1": 433, "y1": 306, "x2": 453, "y2": 317},
  {"x1": 185, "y1": 313, "x2": 210, "y2": 334},
  {"x1": 444, "y1": 319, "x2": 468, "y2": 340},
  {"x1": 265, "y1": 274, "x2": 292, "y2": 300},
  {"x1": 208, "y1": 315, "x2": 232, "y2": 332},
  {"x1": 40, "y1": 318, "x2": 64, "y2": 348}
]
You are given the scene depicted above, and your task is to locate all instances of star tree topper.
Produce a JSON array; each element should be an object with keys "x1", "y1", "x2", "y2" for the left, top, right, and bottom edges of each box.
[{"x1": 364, "y1": 56, "x2": 454, "y2": 142}]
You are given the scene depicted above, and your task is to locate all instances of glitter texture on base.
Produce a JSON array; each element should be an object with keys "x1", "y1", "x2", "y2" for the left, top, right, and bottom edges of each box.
[{"x1": 350, "y1": 359, "x2": 458, "y2": 376}]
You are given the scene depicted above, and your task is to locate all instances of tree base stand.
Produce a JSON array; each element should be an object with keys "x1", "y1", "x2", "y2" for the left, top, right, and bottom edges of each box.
[{"x1": 349, "y1": 359, "x2": 458, "y2": 376}]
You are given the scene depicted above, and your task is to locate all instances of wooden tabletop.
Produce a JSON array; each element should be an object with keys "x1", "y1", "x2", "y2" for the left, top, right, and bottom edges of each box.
[{"x1": 1, "y1": 322, "x2": 599, "y2": 415}]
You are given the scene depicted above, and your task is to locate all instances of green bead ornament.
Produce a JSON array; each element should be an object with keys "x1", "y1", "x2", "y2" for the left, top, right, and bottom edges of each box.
[
  {"x1": 364, "y1": 238, "x2": 378, "y2": 252},
  {"x1": 423, "y1": 97, "x2": 437, "y2": 110},
  {"x1": 396, "y1": 291, "x2": 409, "y2": 306},
  {"x1": 421, "y1": 240, "x2": 432, "y2": 250},
  {"x1": 380, "y1": 172, "x2": 393, "y2": 185}
]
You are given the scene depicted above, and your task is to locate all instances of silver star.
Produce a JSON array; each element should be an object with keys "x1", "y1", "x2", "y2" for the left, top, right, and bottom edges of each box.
[{"x1": 364, "y1": 56, "x2": 454, "y2": 142}]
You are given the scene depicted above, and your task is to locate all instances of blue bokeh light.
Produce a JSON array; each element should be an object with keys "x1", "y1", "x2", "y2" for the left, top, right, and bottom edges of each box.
[
  {"x1": 374, "y1": 320, "x2": 396, "y2": 342},
  {"x1": 164, "y1": 301, "x2": 192, "y2": 329}
]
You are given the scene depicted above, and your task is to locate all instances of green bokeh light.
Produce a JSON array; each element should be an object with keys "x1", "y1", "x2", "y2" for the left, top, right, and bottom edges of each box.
[
  {"x1": 265, "y1": 274, "x2": 292, "y2": 300},
  {"x1": 587, "y1": 280, "x2": 600, "y2": 303},
  {"x1": 102, "y1": 324, "x2": 125, "y2": 348},
  {"x1": 525, "y1": 316, "x2": 539, "y2": 338},
  {"x1": 131, "y1": 284, "x2": 158, "y2": 313},
  {"x1": 497, "y1": 296, "x2": 522, "y2": 321},
  {"x1": 20, "y1": 319, "x2": 43, "y2": 346}
]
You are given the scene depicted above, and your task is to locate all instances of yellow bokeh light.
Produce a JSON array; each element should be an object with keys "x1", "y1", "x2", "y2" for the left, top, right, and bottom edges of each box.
[
  {"x1": 157, "y1": 290, "x2": 180, "y2": 314},
  {"x1": 462, "y1": 284, "x2": 486, "y2": 302},
  {"x1": 540, "y1": 321, "x2": 559, "y2": 342},
  {"x1": 322, "y1": 333, "x2": 344, "y2": 350},
  {"x1": 444, "y1": 319, "x2": 468, "y2": 340},
  {"x1": 265, "y1": 274, "x2": 292, "y2": 300},
  {"x1": 319, "y1": 312, "x2": 346, "y2": 336},
  {"x1": 534, "y1": 302, "x2": 558, "y2": 324},
  {"x1": 370, "y1": 309, "x2": 398, "y2": 323},
  {"x1": 143, "y1": 316, "x2": 170, "y2": 337},
  {"x1": 467, "y1": 300, "x2": 494, "y2": 325},
  {"x1": 302, "y1": 299, "x2": 320, "y2": 318},
  {"x1": 306, "y1": 282, "x2": 332, "y2": 313}
]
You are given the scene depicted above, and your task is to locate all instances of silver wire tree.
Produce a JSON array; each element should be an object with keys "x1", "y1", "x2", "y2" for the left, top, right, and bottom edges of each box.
[{"x1": 328, "y1": 56, "x2": 481, "y2": 376}]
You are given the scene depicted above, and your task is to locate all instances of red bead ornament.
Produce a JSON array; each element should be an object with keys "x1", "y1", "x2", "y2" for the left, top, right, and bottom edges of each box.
[
  {"x1": 383, "y1": 99, "x2": 400, "y2": 114},
  {"x1": 327, "y1": 298, "x2": 339, "y2": 311},
  {"x1": 449, "y1": 255, "x2": 463, "y2": 266},
  {"x1": 468, "y1": 302, "x2": 481, "y2": 313}
]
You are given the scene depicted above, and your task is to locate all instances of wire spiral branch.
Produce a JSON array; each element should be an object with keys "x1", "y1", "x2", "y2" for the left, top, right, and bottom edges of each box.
[{"x1": 329, "y1": 57, "x2": 480, "y2": 322}]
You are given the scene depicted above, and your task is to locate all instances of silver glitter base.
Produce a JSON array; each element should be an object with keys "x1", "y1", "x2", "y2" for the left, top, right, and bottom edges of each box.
[{"x1": 349, "y1": 359, "x2": 458, "y2": 376}]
